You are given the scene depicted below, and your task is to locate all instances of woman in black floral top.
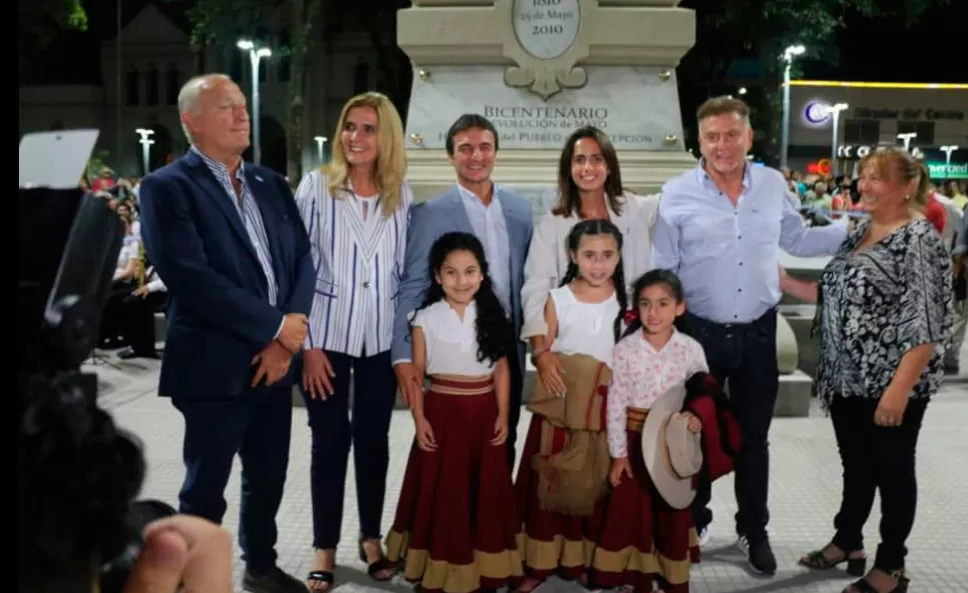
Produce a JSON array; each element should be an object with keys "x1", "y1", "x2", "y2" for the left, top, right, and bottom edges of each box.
[{"x1": 780, "y1": 147, "x2": 952, "y2": 593}]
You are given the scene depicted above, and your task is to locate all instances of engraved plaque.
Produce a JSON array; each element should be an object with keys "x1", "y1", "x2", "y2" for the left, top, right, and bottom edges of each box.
[{"x1": 511, "y1": 0, "x2": 582, "y2": 61}]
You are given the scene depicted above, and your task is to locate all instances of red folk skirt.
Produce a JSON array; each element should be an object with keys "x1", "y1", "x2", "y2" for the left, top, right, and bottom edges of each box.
[
  {"x1": 385, "y1": 375, "x2": 524, "y2": 593},
  {"x1": 514, "y1": 414, "x2": 607, "y2": 581},
  {"x1": 590, "y1": 408, "x2": 700, "y2": 593}
]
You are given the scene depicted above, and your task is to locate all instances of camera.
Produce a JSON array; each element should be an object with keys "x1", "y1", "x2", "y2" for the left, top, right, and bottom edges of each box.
[{"x1": 19, "y1": 131, "x2": 175, "y2": 593}]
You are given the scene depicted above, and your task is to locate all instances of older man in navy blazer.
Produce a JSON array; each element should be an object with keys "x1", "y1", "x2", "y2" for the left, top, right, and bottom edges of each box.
[
  {"x1": 391, "y1": 113, "x2": 533, "y2": 468},
  {"x1": 139, "y1": 74, "x2": 313, "y2": 593}
]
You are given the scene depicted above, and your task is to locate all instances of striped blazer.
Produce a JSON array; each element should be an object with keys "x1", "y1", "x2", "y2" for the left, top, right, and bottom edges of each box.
[{"x1": 294, "y1": 170, "x2": 413, "y2": 357}]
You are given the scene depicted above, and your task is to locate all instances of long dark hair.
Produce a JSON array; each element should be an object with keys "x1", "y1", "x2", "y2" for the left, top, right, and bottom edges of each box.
[
  {"x1": 622, "y1": 269, "x2": 692, "y2": 339},
  {"x1": 413, "y1": 232, "x2": 511, "y2": 365},
  {"x1": 552, "y1": 126, "x2": 626, "y2": 217},
  {"x1": 559, "y1": 219, "x2": 627, "y2": 342}
]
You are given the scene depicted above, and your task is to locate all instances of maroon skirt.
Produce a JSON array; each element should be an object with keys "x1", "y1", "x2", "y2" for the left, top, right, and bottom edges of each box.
[
  {"x1": 514, "y1": 414, "x2": 607, "y2": 581},
  {"x1": 590, "y1": 409, "x2": 700, "y2": 593},
  {"x1": 385, "y1": 376, "x2": 524, "y2": 593}
]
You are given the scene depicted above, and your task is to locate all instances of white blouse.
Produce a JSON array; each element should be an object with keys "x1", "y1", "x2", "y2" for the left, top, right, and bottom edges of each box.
[
  {"x1": 548, "y1": 285, "x2": 621, "y2": 366},
  {"x1": 521, "y1": 192, "x2": 659, "y2": 340},
  {"x1": 294, "y1": 170, "x2": 412, "y2": 357},
  {"x1": 606, "y1": 330, "x2": 709, "y2": 458},
  {"x1": 413, "y1": 300, "x2": 495, "y2": 376}
]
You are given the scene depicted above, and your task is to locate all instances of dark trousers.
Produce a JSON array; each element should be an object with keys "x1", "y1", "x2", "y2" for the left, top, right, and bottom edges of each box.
[
  {"x1": 690, "y1": 309, "x2": 779, "y2": 543},
  {"x1": 119, "y1": 291, "x2": 166, "y2": 354},
  {"x1": 99, "y1": 280, "x2": 135, "y2": 342},
  {"x1": 174, "y1": 384, "x2": 293, "y2": 573},
  {"x1": 830, "y1": 396, "x2": 927, "y2": 571},
  {"x1": 301, "y1": 350, "x2": 397, "y2": 549},
  {"x1": 506, "y1": 342, "x2": 524, "y2": 470}
]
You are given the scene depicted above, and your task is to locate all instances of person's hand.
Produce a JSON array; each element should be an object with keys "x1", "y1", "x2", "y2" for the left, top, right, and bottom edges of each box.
[
  {"x1": 277, "y1": 313, "x2": 308, "y2": 353},
  {"x1": 535, "y1": 351, "x2": 566, "y2": 397},
  {"x1": 491, "y1": 414, "x2": 509, "y2": 446},
  {"x1": 874, "y1": 389, "x2": 910, "y2": 427},
  {"x1": 303, "y1": 348, "x2": 336, "y2": 399},
  {"x1": 394, "y1": 362, "x2": 423, "y2": 408},
  {"x1": 414, "y1": 415, "x2": 437, "y2": 452},
  {"x1": 609, "y1": 457, "x2": 633, "y2": 488},
  {"x1": 251, "y1": 341, "x2": 293, "y2": 387},
  {"x1": 121, "y1": 515, "x2": 233, "y2": 593},
  {"x1": 682, "y1": 411, "x2": 703, "y2": 433},
  {"x1": 131, "y1": 285, "x2": 151, "y2": 298}
]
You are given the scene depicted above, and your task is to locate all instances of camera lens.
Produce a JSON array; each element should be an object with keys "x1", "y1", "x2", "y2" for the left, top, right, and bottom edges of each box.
[{"x1": 98, "y1": 499, "x2": 177, "y2": 593}]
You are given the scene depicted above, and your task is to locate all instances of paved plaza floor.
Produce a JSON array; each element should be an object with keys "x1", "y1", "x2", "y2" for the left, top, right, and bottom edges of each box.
[{"x1": 92, "y1": 351, "x2": 968, "y2": 593}]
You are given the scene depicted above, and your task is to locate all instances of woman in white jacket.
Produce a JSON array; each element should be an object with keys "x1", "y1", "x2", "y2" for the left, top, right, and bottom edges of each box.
[{"x1": 521, "y1": 126, "x2": 658, "y2": 396}]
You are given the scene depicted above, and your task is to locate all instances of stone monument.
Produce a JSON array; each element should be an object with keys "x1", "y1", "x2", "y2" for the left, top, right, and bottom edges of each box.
[
  {"x1": 384, "y1": 0, "x2": 812, "y2": 417},
  {"x1": 396, "y1": 0, "x2": 699, "y2": 208}
]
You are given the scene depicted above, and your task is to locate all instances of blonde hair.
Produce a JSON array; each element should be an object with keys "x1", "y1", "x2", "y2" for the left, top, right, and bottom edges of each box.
[
  {"x1": 859, "y1": 147, "x2": 931, "y2": 210},
  {"x1": 323, "y1": 92, "x2": 407, "y2": 216},
  {"x1": 697, "y1": 96, "x2": 750, "y2": 124}
]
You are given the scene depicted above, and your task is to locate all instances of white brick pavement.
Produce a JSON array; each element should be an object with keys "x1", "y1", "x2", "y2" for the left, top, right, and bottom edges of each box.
[{"x1": 92, "y1": 354, "x2": 968, "y2": 593}]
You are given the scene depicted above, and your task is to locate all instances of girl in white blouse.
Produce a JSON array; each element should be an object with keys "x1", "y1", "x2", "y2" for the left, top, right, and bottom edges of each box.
[
  {"x1": 522, "y1": 127, "x2": 658, "y2": 395},
  {"x1": 293, "y1": 92, "x2": 411, "y2": 591},
  {"x1": 591, "y1": 270, "x2": 708, "y2": 593},
  {"x1": 385, "y1": 232, "x2": 524, "y2": 593},
  {"x1": 515, "y1": 219, "x2": 628, "y2": 593}
]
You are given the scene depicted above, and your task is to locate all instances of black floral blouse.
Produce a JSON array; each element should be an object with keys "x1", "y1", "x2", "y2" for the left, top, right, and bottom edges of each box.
[{"x1": 815, "y1": 218, "x2": 953, "y2": 405}]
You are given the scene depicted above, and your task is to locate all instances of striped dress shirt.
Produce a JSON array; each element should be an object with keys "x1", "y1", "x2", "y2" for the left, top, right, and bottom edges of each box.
[
  {"x1": 191, "y1": 146, "x2": 278, "y2": 305},
  {"x1": 294, "y1": 170, "x2": 412, "y2": 357}
]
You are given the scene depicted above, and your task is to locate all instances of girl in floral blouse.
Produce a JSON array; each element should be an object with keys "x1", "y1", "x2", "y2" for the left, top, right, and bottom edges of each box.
[{"x1": 591, "y1": 269, "x2": 708, "y2": 593}]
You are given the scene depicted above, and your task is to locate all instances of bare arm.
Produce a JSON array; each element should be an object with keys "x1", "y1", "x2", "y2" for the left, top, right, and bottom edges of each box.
[
  {"x1": 410, "y1": 326, "x2": 428, "y2": 419},
  {"x1": 779, "y1": 270, "x2": 819, "y2": 303}
]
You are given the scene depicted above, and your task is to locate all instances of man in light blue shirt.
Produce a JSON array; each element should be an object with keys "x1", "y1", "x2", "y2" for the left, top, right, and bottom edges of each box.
[{"x1": 653, "y1": 96, "x2": 847, "y2": 576}]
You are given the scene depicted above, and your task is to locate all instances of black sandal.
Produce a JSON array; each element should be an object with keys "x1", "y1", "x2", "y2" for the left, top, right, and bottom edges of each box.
[
  {"x1": 306, "y1": 570, "x2": 334, "y2": 592},
  {"x1": 358, "y1": 538, "x2": 396, "y2": 581},
  {"x1": 843, "y1": 570, "x2": 909, "y2": 593},
  {"x1": 799, "y1": 546, "x2": 867, "y2": 577}
]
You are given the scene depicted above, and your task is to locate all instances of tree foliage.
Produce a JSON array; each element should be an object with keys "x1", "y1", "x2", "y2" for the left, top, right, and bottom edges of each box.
[
  {"x1": 679, "y1": 0, "x2": 951, "y2": 163},
  {"x1": 20, "y1": 0, "x2": 88, "y2": 53}
]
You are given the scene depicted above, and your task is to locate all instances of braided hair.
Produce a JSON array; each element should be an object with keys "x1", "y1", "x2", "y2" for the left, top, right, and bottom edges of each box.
[{"x1": 559, "y1": 219, "x2": 628, "y2": 342}]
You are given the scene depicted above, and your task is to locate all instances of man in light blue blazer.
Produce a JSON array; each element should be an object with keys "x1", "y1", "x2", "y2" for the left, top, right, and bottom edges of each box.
[{"x1": 391, "y1": 113, "x2": 533, "y2": 468}]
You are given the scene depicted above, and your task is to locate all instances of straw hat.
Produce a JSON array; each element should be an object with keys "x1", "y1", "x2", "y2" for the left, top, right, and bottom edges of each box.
[{"x1": 641, "y1": 385, "x2": 703, "y2": 510}]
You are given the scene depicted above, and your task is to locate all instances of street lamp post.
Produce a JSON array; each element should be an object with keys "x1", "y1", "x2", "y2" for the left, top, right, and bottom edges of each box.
[
  {"x1": 313, "y1": 136, "x2": 328, "y2": 164},
  {"x1": 897, "y1": 132, "x2": 918, "y2": 152},
  {"x1": 826, "y1": 103, "x2": 848, "y2": 177},
  {"x1": 237, "y1": 39, "x2": 272, "y2": 165},
  {"x1": 941, "y1": 145, "x2": 960, "y2": 173},
  {"x1": 780, "y1": 44, "x2": 805, "y2": 170},
  {"x1": 136, "y1": 128, "x2": 155, "y2": 175}
]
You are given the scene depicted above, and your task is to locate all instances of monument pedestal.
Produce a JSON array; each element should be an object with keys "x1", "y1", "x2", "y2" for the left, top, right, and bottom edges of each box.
[{"x1": 397, "y1": 0, "x2": 698, "y2": 204}]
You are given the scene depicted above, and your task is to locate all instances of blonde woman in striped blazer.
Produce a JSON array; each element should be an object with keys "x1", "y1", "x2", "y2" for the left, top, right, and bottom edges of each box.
[{"x1": 293, "y1": 92, "x2": 412, "y2": 591}]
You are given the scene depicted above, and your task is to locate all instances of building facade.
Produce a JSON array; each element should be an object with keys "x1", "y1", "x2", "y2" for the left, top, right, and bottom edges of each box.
[
  {"x1": 787, "y1": 80, "x2": 968, "y2": 179},
  {"x1": 18, "y1": 4, "x2": 394, "y2": 178}
]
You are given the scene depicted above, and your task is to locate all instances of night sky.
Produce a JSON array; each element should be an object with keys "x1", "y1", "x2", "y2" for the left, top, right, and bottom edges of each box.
[{"x1": 20, "y1": 0, "x2": 968, "y2": 86}]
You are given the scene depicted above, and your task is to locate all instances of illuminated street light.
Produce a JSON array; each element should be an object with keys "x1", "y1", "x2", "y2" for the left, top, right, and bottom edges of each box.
[
  {"x1": 136, "y1": 128, "x2": 155, "y2": 175},
  {"x1": 313, "y1": 136, "x2": 328, "y2": 164},
  {"x1": 237, "y1": 39, "x2": 272, "y2": 164},
  {"x1": 825, "y1": 103, "x2": 848, "y2": 176},
  {"x1": 780, "y1": 45, "x2": 806, "y2": 169}
]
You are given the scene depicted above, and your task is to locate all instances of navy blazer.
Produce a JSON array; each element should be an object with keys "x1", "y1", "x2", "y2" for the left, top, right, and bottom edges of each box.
[{"x1": 139, "y1": 150, "x2": 315, "y2": 400}]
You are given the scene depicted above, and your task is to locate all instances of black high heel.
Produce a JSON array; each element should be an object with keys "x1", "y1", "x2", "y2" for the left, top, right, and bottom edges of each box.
[
  {"x1": 843, "y1": 569, "x2": 909, "y2": 593},
  {"x1": 358, "y1": 537, "x2": 396, "y2": 582},
  {"x1": 799, "y1": 546, "x2": 867, "y2": 577}
]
